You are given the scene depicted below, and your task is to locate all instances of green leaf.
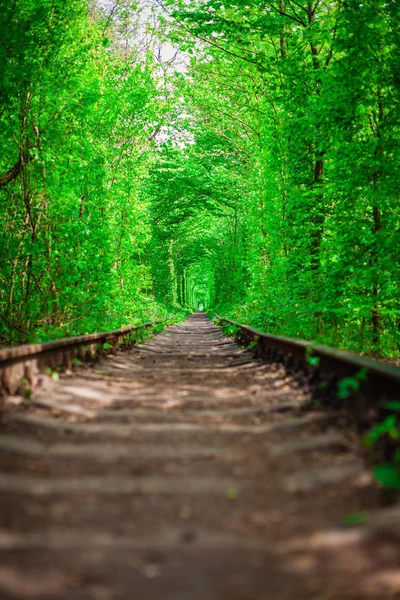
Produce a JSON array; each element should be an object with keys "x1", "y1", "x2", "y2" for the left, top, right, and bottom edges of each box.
[
  {"x1": 23, "y1": 386, "x2": 32, "y2": 399},
  {"x1": 341, "y1": 511, "x2": 369, "y2": 527},
  {"x1": 306, "y1": 347, "x2": 320, "y2": 367},
  {"x1": 373, "y1": 464, "x2": 400, "y2": 489},
  {"x1": 337, "y1": 377, "x2": 360, "y2": 399},
  {"x1": 363, "y1": 415, "x2": 399, "y2": 447},
  {"x1": 226, "y1": 487, "x2": 238, "y2": 500},
  {"x1": 308, "y1": 356, "x2": 320, "y2": 366}
]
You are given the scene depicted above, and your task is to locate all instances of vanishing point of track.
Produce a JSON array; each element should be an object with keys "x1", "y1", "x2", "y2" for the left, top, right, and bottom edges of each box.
[{"x1": 0, "y1": 313, "x2": 399, "y2": 599}]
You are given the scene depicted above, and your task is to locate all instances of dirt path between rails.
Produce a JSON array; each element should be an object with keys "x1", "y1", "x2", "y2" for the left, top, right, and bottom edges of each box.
[{"x1": 0, "y1": 313, "x2": 399, "y2": 599}]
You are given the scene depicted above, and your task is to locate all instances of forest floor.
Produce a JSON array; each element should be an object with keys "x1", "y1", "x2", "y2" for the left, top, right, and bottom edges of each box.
[{"x1": 0, "y1": 313, "x2": 399, "y2": 599}]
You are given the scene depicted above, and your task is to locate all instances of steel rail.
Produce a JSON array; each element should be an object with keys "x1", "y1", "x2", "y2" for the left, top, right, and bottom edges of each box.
[
  {"x1": 215, "y1": 315, "x2": 400, "y2": 418},
  {"x1": 0, "y1": 321, "x2": 162, "y2": 397}
]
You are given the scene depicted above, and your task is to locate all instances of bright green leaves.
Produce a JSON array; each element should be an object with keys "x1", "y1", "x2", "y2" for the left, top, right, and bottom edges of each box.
[
  {"x1": 372, "y1": 464, "x2": 400, "y2": 490},
  {"x1": 0, "y1": 0, "x2": 166, "y2": 343},
  {"x1": 337, "y1": 369, "x2": 368, "y2": 400},
  {"x1": 305, "y1": 347, "x2": 320, "y2": 367},
  {"x1": 158, "y1": 0, "x2": 400, "y2": 356},
  {"x1": 364, "y1": 409, "x2": 400, "y2": 450},
  {"x1": 145, "y1": 123, "x2": 249, "y2": 311},
  {"x1": 364, "y1": 401, "x2": 400, "y2": 489}
]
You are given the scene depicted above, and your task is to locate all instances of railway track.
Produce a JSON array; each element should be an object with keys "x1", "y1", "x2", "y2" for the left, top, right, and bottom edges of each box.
[{"x1": 0, "y1": 312, "x2": 399, "y2": 599}]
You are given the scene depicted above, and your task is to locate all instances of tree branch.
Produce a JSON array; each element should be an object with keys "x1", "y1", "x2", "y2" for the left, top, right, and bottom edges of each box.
[
  {"x1": 268, "y1": 2, "x2": 307, "y2": 27},
  {"x1": 0, "y1": 313, "x2": 29, "y2": 336},
  {"x1": 0, "y1": 152, "x2": 34, "y2": 188}
]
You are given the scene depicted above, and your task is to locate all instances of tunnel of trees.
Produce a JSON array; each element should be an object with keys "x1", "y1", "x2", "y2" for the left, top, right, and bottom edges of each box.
[{"x1": 0, "y1": 0, "x2": 399, "y2": 356}]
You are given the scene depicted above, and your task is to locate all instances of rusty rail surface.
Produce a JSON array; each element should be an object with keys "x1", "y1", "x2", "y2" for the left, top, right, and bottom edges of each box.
[
  {"x1": 216, "y1": 315, "x2": 400, "y2": 420},
  {"x1": 0, "y1": 321, "x2": 161, "y2": 396}
]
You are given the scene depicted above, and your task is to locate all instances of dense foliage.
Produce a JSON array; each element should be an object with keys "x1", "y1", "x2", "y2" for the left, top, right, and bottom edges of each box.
[
  {"x1": 149, "y1": 0, "x2": 400, "y2": 355},
  {"x1": 0, "y1": 0, "x2": 170, "y2": 341},
  {"x1": 1, "y1": 0, "x2": 399, "y2": 355}
]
